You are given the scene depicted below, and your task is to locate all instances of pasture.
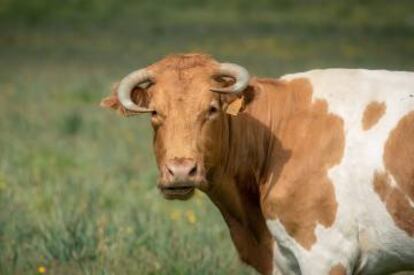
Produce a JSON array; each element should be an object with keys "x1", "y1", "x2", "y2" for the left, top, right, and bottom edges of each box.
[{"x1": 0, "y1": 1, "x2": 413, "y2": 274}]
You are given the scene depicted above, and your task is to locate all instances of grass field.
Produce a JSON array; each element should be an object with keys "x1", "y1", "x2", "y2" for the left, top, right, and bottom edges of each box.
[{"x1": 1, "y1": 1, "x2": 414, "y2": 274}]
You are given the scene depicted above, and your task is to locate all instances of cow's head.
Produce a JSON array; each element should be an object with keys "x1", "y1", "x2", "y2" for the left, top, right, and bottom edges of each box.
[{"x1": 101, "y1": 54, "x2": 250, "y2": 200}]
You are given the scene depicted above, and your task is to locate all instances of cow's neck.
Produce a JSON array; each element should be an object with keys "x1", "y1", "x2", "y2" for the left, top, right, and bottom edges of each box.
[{"x1": 204, "y1": 79, "x2": 290, "y2": 274}]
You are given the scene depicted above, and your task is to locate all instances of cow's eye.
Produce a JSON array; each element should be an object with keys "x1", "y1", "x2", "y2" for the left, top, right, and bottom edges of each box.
[
  {"x1": 208, "y1": 106, "x2": 218, "y2": 114},
  {"x1": 208, "y1": 105, "x2": 218, "y2": 117},
  {"x1": 151, "y1": 110, "x2": 158, "y2": 117}
]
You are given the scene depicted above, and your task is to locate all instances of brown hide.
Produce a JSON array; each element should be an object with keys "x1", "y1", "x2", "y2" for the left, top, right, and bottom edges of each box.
[
  {"x1": 362, "y1": 101, "x2": 386, "y2": 131},
  {"x1": 374, "y1": 111, "x2": 414, "y2": 236}
]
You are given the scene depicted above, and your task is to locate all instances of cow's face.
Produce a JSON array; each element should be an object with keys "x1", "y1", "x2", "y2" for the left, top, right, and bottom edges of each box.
[{"x1": 101, "y1": 54, "x2": 250, "y2": 200}]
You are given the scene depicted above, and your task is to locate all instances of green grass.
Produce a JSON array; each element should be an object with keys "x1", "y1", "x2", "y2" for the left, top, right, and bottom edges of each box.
[{"x1": 0, "y1": 0, "x2": 414, "y2": 274}]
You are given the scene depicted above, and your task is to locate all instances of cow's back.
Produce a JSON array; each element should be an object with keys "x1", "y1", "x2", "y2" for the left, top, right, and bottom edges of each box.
[{"x1": 266, "y1": 69, "x2": 414, "y2": 274}]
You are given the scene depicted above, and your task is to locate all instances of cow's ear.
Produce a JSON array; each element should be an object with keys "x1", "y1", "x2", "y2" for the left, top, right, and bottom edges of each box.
[
  {"x1": 221, "y1": 85, "x2": 255, "y2": 116},
  {"x1": 100, "y1": 82, "x2": 150, "y2": 116}
]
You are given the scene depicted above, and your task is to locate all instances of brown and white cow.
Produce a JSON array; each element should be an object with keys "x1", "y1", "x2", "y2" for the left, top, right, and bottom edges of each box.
[{"x1": 100, "y1": 53, "x2": 414, "y2": 275}]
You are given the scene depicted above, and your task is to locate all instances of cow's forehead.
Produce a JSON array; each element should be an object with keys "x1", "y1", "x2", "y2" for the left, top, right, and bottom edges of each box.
[
  {"x1": 153, "y1": 66, "x2": 213, "y2": 87},
  {"x1": 151, "y1": 70, "x2": 215, "y2": 97},
  {"x1": 147, "y1": 54, "x2": 220, "y2": 109}
]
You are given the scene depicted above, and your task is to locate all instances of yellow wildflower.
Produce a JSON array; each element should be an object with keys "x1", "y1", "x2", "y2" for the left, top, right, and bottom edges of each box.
[
  {"x1": 170, "y1": 209, "x2": 181, "y2": 221},
  {"x1": 37, "y1": 266, "x2": 46, "y2": 273},
  {"x1": 186, "y1": 210, "x2": 196, "y2": 224}
]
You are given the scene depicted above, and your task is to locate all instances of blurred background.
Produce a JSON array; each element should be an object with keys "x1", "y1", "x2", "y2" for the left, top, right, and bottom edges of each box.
[{"x1": 0, "y1": 0, "x2": 413, "y2": 274}]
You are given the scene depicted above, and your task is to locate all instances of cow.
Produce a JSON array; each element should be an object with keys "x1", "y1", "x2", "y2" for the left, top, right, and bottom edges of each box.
[{"x1": 100, "y1": 53, "x2": 414, "y2": 275}]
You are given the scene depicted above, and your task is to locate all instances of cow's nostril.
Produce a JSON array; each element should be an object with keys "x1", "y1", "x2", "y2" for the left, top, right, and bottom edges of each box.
[
  {"x1": 167, "y1": 166, "x2": 174, "y2": 176},
  {"x1": 189, "y1": 165, "x2": 197, "y2": 177}
]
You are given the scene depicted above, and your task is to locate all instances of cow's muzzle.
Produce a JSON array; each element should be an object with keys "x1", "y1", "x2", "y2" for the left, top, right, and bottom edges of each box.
[{"x1": 158, "y1": 158, "x2": 205, "y2": 200}]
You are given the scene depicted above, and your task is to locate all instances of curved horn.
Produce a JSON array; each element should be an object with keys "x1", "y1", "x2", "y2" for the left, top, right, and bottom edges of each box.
[
  {"x1": 117, "y1": 68, "x2": 154, "y2": 113},
  {"x1": 210, "y1": 63, "x2": 250, "y2": 94}
]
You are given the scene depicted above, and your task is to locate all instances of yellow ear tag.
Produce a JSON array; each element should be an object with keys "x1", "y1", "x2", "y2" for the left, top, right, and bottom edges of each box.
[{"x1": 226, "y1": 97, "x2": 244, "y2": 116}]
